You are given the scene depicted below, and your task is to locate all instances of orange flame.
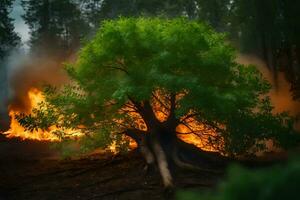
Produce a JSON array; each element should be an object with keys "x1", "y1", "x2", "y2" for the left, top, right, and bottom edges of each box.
[
  {"x1": 3, "y1": 88, "x2": 83, "y2": 141},
  {"x1": 150, "y1": 90, "x2": 221, "y2": 152},
  {"x1": 3, "y1": 88, "x2": 219, "y2": 153},
  {"x1": 177, "y1": 122, "x2": 221, "y2": 152}
]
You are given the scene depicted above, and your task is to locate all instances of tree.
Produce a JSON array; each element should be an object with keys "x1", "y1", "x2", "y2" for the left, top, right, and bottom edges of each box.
[
  {"x1": 76, "y1": 0, "x2": 103, "y2": 32},
  {"x1": 228, "y1": 0, "x2": 300, "y2": 99},
  {"x1": 279, "y1": 0, "x2": 300, "y2": 99},
  {"x1": 0, "y1": 0, "x2": 20, "y2": 58},
  {"x1": 195, "y1": 0, "x2": 230, "y2": 31},
  {"x1": 0, "y1": 0, "x2": 20, "y2": 132},
  {"x1": 17, "y1": 18, "x2": 299, "y2": 187},
  {"x1": 79, "y1": 0, "x2": 198, "y2": 30},
  {"x1": 228, "y1": 0, "x2": 280, "y2": 69},
  {"x1": 22, "y1": 0, "x2": 89, "y2": 58}
]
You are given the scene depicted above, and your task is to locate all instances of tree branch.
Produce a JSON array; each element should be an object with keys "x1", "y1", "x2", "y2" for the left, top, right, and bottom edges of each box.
[
  {"x1": 180, "y1": 112, "x2": 201, "y2": 123},
  {"x1": 124, "y1": 129, "x2": 147, "y2": 145},
  {"x1": 151, "y1": 92, "x2": 169, "y2": 111},
  {"x1": 108, "y1": 66, "x2": 129, "y2": 75}
]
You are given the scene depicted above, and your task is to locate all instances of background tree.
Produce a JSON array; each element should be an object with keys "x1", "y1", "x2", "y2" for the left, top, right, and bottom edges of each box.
[
  {"x1": 0, "y1": 0, "x2": 20, "y2": 132},
  {"x1": 228, "y1": 0, "x2": 300, "y2": 99},
  {"x1": 18, "y1": 18, "x2": 299, "y2": 187},
  {"x1": 280, "y1": 0, "x2": 300, "y2": 99},
  {"x1": 22, "y1": 0, "x2": 89, "y2": 58},
  {"x1": 195, "y1": 0, "x2": 230, "y2": 31},
  {"x1": 79, "y1": 0, "x2": 197, "y2": 28},
  {"x1": 0, "y1": 0, "x2": 19, "y2": 58},
  {"x1": 19, "y1": 0, "x2": 300, "y2": 98}
]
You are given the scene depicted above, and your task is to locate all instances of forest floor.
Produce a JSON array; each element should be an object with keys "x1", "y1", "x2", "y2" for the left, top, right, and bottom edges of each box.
[{"x1": 0, "y1": 138, "x2": 223, "y2": 200}]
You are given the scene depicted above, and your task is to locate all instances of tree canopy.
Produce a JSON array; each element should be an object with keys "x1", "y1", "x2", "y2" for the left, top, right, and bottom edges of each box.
[
  {"x1": 20, "y1": 17, "x2": 299, "y2": 155},
  {"x1": 19, "y1": 0, "x2": 300, "y2": 98},
  {"x1": 17, "y1": 17, "x2": 299, "y2": 186}
]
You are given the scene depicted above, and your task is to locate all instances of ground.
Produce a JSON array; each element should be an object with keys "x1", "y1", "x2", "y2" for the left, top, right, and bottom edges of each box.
[{"x1": 0, "y1": 138, "x2": 222, "y2": 200}]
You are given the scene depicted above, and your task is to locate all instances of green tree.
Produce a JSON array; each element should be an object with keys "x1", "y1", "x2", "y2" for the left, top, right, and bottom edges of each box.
[
  {"x1": 18, "y1": 18, "x2": 299, "y2": 187},
  {"x1": 76, "y1": 1, "x2": 300, "y2": 98}
]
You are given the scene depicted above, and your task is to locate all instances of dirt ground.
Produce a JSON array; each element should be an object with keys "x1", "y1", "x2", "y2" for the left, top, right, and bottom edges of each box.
[{"x1": 0, "y1": 138, "x2": 222, "y2": 200}]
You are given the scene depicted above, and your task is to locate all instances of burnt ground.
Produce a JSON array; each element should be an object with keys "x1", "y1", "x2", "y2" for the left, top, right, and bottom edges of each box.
[{"x1": 0, "y1": 138, "x2": 223, "y2": 200}]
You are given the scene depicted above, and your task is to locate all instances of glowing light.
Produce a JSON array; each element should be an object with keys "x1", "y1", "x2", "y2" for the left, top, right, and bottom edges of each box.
[
  {"x1": 3, "y1": 88, "x2": 82, "y2": 141},
  {"x1": 3, "y1": 88, "x2": 221, "y2": 153},
  {"x1": 176, "y1": 118, "x2": 222, "y2": 152}
]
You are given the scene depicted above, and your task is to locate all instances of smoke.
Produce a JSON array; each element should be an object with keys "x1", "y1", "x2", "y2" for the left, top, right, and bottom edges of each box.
[
  {"x1": 236, "y1": 54, "x2": 300, "y2": 130},
  {"x1": 0, "y1": 58, "x2": 10, "y2": 131},
  {"x1": 6, "y1": 49, "x2": 71, "y2": 112}
]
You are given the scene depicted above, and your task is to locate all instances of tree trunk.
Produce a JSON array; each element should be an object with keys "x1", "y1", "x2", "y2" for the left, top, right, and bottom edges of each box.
[
  {"x1": 126, "y1": 99, "x2": 227, "y2": 187},
  {"x1": 128, "y1": 121, "x2": 227, "y2": 188}
]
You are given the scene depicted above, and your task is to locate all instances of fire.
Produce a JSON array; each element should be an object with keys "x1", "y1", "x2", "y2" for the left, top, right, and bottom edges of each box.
[
  {"x1": 3, "y1": 88, "x2": 132, "y2": 154},
  {"x1": 150, "y1": 91, "x2": 221, "y2": 152},
  {"x1": 3, "y1": 88, "x2": 83, "y2": 141},
  {"x1": 177, "y1": 122, "x2": 221, "y2": 152},
  {"x1": 3, "y1": 88, "x2": 220, "y2": 153}
]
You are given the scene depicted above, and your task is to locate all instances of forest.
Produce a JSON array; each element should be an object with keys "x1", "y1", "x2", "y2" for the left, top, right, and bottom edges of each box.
[{"x1": 0, "y1": 0, "x2": 300, "y2": 199}]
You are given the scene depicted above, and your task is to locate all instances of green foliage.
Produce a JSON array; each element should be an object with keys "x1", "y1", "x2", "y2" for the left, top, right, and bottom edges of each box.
[
  {"x1": 18, "y1": 17, "x2": 299, "y2": 155},
  {"x1": 51, "y1": 128, "x2": 114, "y2": 158},
  {"x1": 177, "y1": 159, "x2": 300, "y2": 200}
]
